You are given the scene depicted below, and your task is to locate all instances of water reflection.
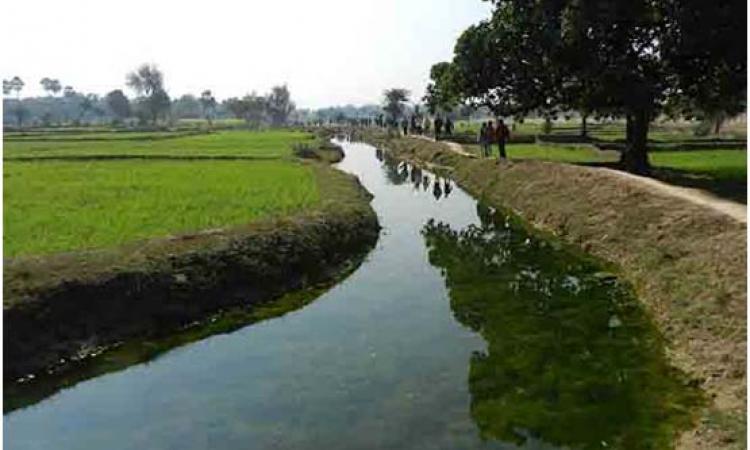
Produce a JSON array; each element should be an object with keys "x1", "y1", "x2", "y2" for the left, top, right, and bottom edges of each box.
[
  {"x1": 378, "y1": 154, "x2": 454, "y2": 202},
  {"x1": 422, "y1": 205, "x2": 703, "y2": 449}
]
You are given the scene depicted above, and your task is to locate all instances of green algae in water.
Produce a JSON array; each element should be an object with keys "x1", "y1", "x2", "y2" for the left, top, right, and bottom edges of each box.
[{"x1": 421, "y1": 203, "x2": 704, "y2": 449}]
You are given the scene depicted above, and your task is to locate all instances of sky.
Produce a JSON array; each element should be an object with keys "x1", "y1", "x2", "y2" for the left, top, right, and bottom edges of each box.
[{"x1": 2, "y1": 0, "x2": 492, "y2": 109}]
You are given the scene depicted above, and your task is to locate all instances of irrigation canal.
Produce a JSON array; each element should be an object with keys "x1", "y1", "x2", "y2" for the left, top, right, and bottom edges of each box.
[{"x1": 4, "y1": 139, "x2": 699, "y2": 449}]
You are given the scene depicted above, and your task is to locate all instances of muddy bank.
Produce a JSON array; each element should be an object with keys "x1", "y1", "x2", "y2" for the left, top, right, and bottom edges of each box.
[
  {"x1": 4, "y1": 159, "x2": 380, "y2": 385},
  {"x1": 362, "y1": 132, "x2": 746, "y2": 449}
]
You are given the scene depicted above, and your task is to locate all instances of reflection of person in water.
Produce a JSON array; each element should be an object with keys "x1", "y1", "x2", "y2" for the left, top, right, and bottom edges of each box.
[
  {"x1": 410, "y1": 164, "x2": 422, "y2": 189},
  {"x1": 475, "y1": 202, "x2": 494, "y2": 228},
  {"x1": 422, "y1": 175, "x2": 430, "y2": 191},
  {"x1": 443, "y1": 179, "x2": 452, "y2": 198},
  {"x1": 433, "y1": 178, "x2": 443, "y2": 200}
]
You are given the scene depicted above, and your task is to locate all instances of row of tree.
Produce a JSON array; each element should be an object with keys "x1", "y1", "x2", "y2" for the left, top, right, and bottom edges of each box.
[
  {"x1": 423, "y1": 0, "x2": 746, "y2": 173},
  {"x1": 2, "y1": 64, "x2": 297, "y2": 128}
]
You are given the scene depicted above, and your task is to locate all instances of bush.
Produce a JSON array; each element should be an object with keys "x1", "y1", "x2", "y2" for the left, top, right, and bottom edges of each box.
[{"x1": 693, "y1": 120, "x2": 712, "y2": 137}]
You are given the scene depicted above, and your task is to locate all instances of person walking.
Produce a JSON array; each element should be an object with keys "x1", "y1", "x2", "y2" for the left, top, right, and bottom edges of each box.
[
  {"x1": 478, "y1": 122, "x2": 488, "y2": 157},
  {"x1": 486, "y1": 121, "x2": 496, "y2": 158},
  {"x1": 445, "y1": 117, "x2": 454, "y2": 137},
  {"x1": 496, "y1": 119, "x2": 510, "y2": 159},
  {"x1": 434, "y1": 116, "x2": 444, "y2": 141}
]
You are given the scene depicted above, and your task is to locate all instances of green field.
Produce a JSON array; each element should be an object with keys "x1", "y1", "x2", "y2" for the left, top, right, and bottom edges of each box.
[
  {"x1": 3, "y1": 129, "x2": 323, "y2": 257},
  {"x1": 3, "y1": 130, "x2": 313, "y2": 159},
  {"x1": 5, "y1": 160, "x2": 319, "y2": 256},
  {"x1": 462, "y1": 141, "x2": 747, "y2": 202}
]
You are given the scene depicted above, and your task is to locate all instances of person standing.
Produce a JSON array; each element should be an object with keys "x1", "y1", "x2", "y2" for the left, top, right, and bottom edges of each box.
[
  {"x1": 486, "y1": 121, "x2": 496, "y2": 157},
  {"x1": 496, "y1": 119, "x2": 510, "y2": 159},
  {"x1": 478, "y1": 122, "x2": 488, "y2": 157},
  {"x1": 434, "y1": 116, "x2": 444, "y2": 141},
  {"x1": 401, "y1": 118, "x2": 409, "y2": 136},
  {"x1": 445, "y1": 117, "x2": 454, "y2": 137}
]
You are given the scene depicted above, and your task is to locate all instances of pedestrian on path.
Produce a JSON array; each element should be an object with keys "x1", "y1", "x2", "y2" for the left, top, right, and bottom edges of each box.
[
  {"x1": 445, "y1": 117, "x2": 454, "y2": 137},
  {"x1": 496, "y1": 119, "x2": 509, "y2": 159},
  {"x1": 486, "y1": 121, "x2": 496, "y2": 157},
  {"x1": 434, "y1": 116, "x2": 444, "y2": 141},
  {"x1": 478, "y1": 122, "x2": 489, "y2": 157}
]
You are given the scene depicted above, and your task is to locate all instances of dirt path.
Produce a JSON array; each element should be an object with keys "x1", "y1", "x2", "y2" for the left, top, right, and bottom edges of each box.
[
  {"x1": 411, "y1": 135, "x2": 746, "y2": 224},
  {"x1": 409, "y1": 135, "x2": 477, "y2": 158},
  {"x1": 599, "y1": 168, "x2": 747, "y2": 223}
]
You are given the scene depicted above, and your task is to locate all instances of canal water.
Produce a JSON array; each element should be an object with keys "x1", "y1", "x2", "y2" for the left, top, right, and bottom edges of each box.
[{"x1": 4, "y1": 140, "x2": 699, "y2": 449}]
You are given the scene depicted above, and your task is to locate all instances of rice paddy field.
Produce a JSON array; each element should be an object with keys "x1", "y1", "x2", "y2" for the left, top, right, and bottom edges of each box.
[
  {"x1": 3, "y1": 130, "x2": 313, "y2": 159},
  {"x1": 3, "y1": 129, "x2": 321, "y2": 257}
]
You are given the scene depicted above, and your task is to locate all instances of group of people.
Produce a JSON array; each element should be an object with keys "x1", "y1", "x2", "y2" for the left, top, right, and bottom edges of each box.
[
  {"x1": 401, "y1": 115, "x2": 454, "y2": 140},
  {"x1": 478, "y1": 119, "x2": 510, "y2": 159}
]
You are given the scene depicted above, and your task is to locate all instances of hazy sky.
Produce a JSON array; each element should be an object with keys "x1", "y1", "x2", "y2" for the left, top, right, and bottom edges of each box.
[{"x1": 2, "y1": 0, "x2": 491, "y2": 109}]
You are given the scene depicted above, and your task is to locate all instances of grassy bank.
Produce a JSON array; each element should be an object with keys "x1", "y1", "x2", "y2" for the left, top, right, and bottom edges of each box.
[{"x1": 364, "y1": 132, "x2": 746, "y2": 449}]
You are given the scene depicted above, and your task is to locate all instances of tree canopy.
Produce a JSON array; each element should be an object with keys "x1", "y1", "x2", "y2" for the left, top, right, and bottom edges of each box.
[
  {"x1": 429, "y1": 0, "x2": 747, "y2": 173},
  {"x1": 126, "y1": 64, "x2": 170, "y2": 124},
  {"x1": 266, "y1": 85, "x2": 295, "y2": 127}
]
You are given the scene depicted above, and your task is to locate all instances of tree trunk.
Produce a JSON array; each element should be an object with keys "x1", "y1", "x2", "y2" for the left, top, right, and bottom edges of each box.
[
  {"x1": 581, "y1": 114, "x2": 588, "y2": 138},
  {"x1": 713, "y1": 116, "x2": 724, "y2": 135},
  {"x1": 620, "y1": 110, "x2": 650, "y2": 174}
]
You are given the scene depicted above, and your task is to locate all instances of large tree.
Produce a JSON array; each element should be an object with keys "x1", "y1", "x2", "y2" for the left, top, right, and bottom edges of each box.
[
  {"x1": 126, "y1": 64, "x2": 170, "y2": 125},
  {"x1": 105, "y1": 89, "x2": 132, "y2": 122},
  {"x1": 266, "y1": 85, "x2": 295, "y2": 127},
  {"x1": 382, "y1": 88, "x2": 410, "y2": 125},
  {"x1": 437, "y1": 0, "x2": 746, "y2": 173},
  {"x1": 661, "y1": 0, "x2": 746, "y2": 134}
]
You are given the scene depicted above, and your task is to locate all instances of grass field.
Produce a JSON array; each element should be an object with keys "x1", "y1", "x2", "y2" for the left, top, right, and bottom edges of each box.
[
  {"x1": 3, "y1": 129, "x2": 324, "y2": 257},
  {"x1": 3, "y1": 130, "x2": 313, "y2": 159},
  {"x1": 4, "y1": 160, "x2": 319, "y2": 256}
]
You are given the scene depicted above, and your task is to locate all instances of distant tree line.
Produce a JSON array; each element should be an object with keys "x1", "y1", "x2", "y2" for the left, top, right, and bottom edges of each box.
[
  {"x1": 2, "y1": 64, "x2": 296, "y2": 129},
  {"x1": 423, "y1": 0, "x2": 746, "y2": 173}
]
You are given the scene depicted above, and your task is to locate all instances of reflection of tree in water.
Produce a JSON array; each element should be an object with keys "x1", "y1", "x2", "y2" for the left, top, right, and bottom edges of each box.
[{"x1": 422, "y1": 205, "x2": 702, "y2": 449}]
